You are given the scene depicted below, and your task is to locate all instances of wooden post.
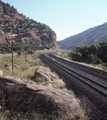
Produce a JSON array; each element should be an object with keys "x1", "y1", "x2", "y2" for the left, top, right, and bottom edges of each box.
[
  {"x1": 25, "y1": 51, "x2": 26, "y2": 62},
  {"x1": 12, "y1": 37, "x2": 13, "y2": 72}
]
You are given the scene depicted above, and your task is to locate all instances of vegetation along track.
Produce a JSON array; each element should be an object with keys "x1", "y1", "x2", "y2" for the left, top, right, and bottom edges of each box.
[
  {"x1": 40, "y1": 54, "x2": 107, "y2": 120},
  {"x1": 49, "y1": 54, "x2": 107, "y2": 85}
]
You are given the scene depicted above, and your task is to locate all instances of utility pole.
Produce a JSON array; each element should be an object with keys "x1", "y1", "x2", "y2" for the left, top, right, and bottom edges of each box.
[
  {"x1": 12, "y1": 36, "x2": 13, "y2": 72},
  {"x1": 25, "y1": 47, "x2": 27, "y2": 62},
  {"x1": 11, "y1": 34, "x2": 17, "y2": 73},
  {"x1": 25, "y1": 51, "x2": 26, "y2": 62}
]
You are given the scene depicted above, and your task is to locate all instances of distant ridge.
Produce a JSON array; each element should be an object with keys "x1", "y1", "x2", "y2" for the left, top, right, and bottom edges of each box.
[{"x1": 59, "y1": 22, "x2": 107, "y2": 50}]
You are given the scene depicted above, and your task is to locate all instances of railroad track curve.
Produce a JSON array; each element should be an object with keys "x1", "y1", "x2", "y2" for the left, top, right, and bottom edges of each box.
[
  {"x1": 49, "y1": 54, "x2": 107, "y2": 83},
  {"x1": 41, "y1": 54, "x2": 107, "y2": 97}
]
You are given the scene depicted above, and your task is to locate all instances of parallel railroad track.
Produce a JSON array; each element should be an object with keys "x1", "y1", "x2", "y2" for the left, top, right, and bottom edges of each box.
[
  {"x1": 49, "y1": 54, "x2": 107, "y2": 77},
  {"x1": 49, "y1": 54, "x2": 107, "y2": 82},
  {"x1": 41, "y1": 54, "x2": 107, "y2": 97}
]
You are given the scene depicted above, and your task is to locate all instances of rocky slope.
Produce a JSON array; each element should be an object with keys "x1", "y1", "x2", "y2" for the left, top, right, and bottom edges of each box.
[
  {"x1": 0, "y1": 1, "x2": 60, "y2": 50},
  {"x1": 59, "y1": 22, "x2": 107, "y2": 50}
]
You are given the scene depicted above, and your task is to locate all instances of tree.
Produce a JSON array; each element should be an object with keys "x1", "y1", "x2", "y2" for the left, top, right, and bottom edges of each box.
[
  {"x1": 96, "y1": 58, "x2": 102, "y2": 64},
  {"x1": 90, "y1": 44, "x2": 99, "y2": 54},
  {"x1": 99, "y1": 41, "x2": 107, "y2": 62},
  {"x1": 71, "y1": 52, "x2": 82, "y2": 61},
  {"x1": 87, "y1": 54, "x2": 94, "y2": 63}
]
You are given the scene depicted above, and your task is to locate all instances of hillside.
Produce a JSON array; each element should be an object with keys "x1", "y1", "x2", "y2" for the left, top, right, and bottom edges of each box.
[
  {"x1": 0, "y1": 1, "x2": 60, "y2": 50},
  {"x1": 59, "y1": 22, "x2": 107, "y2": 50}
]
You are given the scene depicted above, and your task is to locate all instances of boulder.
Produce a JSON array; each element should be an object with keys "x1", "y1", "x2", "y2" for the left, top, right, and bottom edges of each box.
[
  {"x1": 0, "y1": 76, "x2": 80, "y2": 120},
  {"x1": 34, "y1": 69, "x2": 52, "y2": 82},
  {"x1": 7, "y1": 64, "x2": 19, "y2": 71},
  {"x1": 46, "y1": 71, "x2": 59, "y2": 79},
  {"x1": 17, "y1": 51, "x2": 21, "y2": 56},
  {"x1": 27, "y1": 49, "x2": 34, "y2": 54}
]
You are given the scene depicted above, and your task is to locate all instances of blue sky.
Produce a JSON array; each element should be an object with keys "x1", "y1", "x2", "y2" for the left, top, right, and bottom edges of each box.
[{"x1": 2, "y1": 0, "x2": 107, "y2": 41}]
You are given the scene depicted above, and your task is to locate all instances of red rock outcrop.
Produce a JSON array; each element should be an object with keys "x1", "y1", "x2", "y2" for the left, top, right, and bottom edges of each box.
[
  {"x1": 0, "y1": 1, "x2": 18, "y2": 16},
  {"x1": 0, "y1": 1, "x2": 60, "y2": 50}
]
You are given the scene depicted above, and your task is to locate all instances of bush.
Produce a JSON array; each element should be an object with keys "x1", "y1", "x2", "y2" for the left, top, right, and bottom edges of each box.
[
  {"x1": 31, "y1": 76, "x2": 43, "y2": 84},
  {"x1": 87, "y1": 54, "x2": 94, "y2": 63},
  {"x1": 0, "y1": 111, "x2": 56, "y2": 120},
  {"x1": 71, "y1": 52, "x2": 82, "y2": 61},
  {"x1": 96, "y1": 58, "x2": 102, "y2": 64},
  {"x1": 0, "y1": 42, "x2": 53, "y2": 54},
  {"x1": 4, "y1": 64, "x2": 8, "y2": 67}
]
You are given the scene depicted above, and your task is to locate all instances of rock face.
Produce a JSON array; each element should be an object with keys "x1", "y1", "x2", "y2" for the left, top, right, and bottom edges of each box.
[
  {"x1": 0, "y1": 1, "x2": 18, "y2": 16},
  {"x1": 0, "y1": 76, "x2": 80, "y2": 120},
  {"x1": 0, "y1": 1, "x2": 60, "y2": 50}
]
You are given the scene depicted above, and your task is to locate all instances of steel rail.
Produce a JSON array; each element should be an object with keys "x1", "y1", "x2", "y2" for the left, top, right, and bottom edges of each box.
[
  {"x1": 41, "y1": 54, "x2": 107, "y2": 97},
  {"x1": 49, "y1": 54, "x2": 107, "y2": 77}
]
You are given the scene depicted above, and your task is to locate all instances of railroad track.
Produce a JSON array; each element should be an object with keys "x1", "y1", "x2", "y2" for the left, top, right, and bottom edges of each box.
[
  {"x1": 49, "y1": 54, "x2": 107, "y2": 83},
  {"x1": 49, "y1": 54, "x2": 107, "y2": 77},
  {"x1": 41, "y1": 54, "x2": 107, "y2": 97}
]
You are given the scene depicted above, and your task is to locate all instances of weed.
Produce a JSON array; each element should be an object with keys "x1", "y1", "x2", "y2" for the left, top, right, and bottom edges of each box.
[
  {"x1": 60, "y1": 85, "x2": 65, "y2": 89},
  {"x1": 0, "y1": 54, "x2": 45, "y2": 81},
  {"x1": 68, "y1": 109, "x2": 87, "y2": 120},
  {"x1": 0, "y1": 110, "x2": 56, "y2": 120},
  {"x1": 68, "y1": 90, "x2": 75, "y2": 98},
  {"x1": 53, "y1": 79, "x2": 65, "y2": 88},
  {"x1": 31, "y1": 76, "x2": 43, "y2": 84}
]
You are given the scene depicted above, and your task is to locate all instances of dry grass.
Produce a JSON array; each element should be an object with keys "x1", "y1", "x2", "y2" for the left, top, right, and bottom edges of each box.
[
  {"x1": 52, "y1": 78, "x2": 75, "y2": 97},
  {"x1": 53, "y1": 78, "x2": 65, "y2": 87},
  {"x1": 0, "y1": 52, "x2": 51, "y2": 83},
  {"x1": 68, "y1": 109, "x2": 87, "y2": 120},
  {"x1": 0, "y1": 54, "x2": 37, "y2": 78}
]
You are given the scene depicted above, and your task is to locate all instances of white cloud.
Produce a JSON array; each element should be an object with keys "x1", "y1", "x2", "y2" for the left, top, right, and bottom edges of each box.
[{"x1": 55, "y1": 30, "x2": 77, "y2": 41}]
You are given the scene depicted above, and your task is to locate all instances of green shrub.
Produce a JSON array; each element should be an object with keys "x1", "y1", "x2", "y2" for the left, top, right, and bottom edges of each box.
[
  {"x1": 0, "y1": 42, "x2": 53, "y2": 54},
  {"x1": 4, "y1": 64, "x2": 8, "y2": 67},
  {"x1": 31, "y1": 76, "x2": 43, "y2": 84},
  {"x1": 0, "y1": 111, "x2": 56, "y2": 120},
  {"x1": 68, "y1": 41, "x2": 107, "y2": 63},
  {"x1": 71, "y1": 52, "x2": 82, "y2": 61},
  {"x1": 60, "y1": 85, "x2": 65, "y2": 89},
  {"x1": 87, "y1": 54, "x2": 94, "y2": 63},
  {"x1": 96, "y1": 58, "x2": 102, "y2": 64}
]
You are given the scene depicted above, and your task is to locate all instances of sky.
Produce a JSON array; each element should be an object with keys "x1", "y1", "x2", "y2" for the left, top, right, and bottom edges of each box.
[{"x1": 1, "y1": 0, "x2": 107, "y2": 41}]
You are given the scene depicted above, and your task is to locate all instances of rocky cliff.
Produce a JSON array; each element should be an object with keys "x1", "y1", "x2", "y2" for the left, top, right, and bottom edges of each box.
[{"x1": 0, "y1": 1, "x2": 60, "y2": 50}]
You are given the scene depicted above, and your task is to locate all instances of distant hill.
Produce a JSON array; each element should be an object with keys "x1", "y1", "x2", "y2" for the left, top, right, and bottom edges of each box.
[
  {"x1": 0, "y1": 1, "x2": 60, "y2": 50},
  {"x1": 59, "y1": 22, "x2": 107, "y2": 50}
]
